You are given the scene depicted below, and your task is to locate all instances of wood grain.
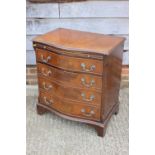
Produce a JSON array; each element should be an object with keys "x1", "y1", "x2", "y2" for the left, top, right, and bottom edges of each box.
[
  {"x1": 39, "y1": 90, "x2": 101, "y2": 121},
  {"x1": 26, "y1": 50, "x2": 129, "y2": 65},
  {"x1": 37, "y1": 63, "x2": 102, "y2": 90},
  {"x1": 27, "y1": 34, "x2": 129, "y2": 51},
  {"x1": 33, "y1": 28, "x2": 125, "y2": 54},
  {"x1": 38, "y1": 76, "x2": 102, "y2": 105},
  {"x1": 35, "y1": 48, "x2": 104, "y2": 75}
]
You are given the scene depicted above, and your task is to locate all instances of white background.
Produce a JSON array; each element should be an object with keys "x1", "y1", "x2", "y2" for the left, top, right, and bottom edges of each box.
[{"x1": 0, "y1": 0, "x2": 155, "y2": 154}]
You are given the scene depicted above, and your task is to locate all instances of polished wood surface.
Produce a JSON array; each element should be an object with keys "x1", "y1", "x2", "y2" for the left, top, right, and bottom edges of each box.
[
  {"x1": 37, "y1": 63, "x2": 102, "y2": 91},
  {"x1": 39, "y1": 90, "x2": 100, "y2": 121},
  {"x1": 33, "y1": 28, "x2": 125, "y2": 54},
  {"x1": 102, "y1": 45, "x2": 124, "y2": 119},
  {"x1": 38, "y1": 76, "x2": 101, "y2": 105},
  {"x1": 34, "y1": 28, "x2": 125, "y2": 137},
  {"x1": 34, "y1": 43, "x2": 104, "y2": 60},
  {"x1": 36, "y1": 48, "x2": 103, "y2": 75}
]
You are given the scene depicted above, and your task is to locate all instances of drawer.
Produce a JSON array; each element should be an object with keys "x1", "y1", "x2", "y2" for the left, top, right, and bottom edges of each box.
[
  {"x1": 39, "y1": 90, "x2": 101, "y2": 121},
  {"x1": 35, "y1": 48, "x2": 103, "y2": 75},
  {"x1": 37, "y1": 63, "x2": 102, "y2": 91},
  {"x1": 38, "y1": 76, "x2": 101, "y2": 105}
]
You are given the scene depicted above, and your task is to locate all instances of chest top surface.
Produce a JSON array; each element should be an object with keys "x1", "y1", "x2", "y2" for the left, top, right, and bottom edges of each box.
[{"x1": 33, "y1": 28, "x2": 125, "y2": 55}]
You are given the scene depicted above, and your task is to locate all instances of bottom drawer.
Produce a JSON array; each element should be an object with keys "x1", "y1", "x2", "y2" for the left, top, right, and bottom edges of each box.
[{"x1": 39, "y1": 90, "x2": 101, "y2": 121}]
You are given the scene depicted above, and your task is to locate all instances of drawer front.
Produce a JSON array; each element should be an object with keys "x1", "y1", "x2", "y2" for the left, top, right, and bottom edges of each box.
[
  {"x1": 37, "y1": 63, "x2": 102, "y2": 91},
  {"x1": 39, "y1": 90, "x2": 101, "y2": 121},
  {"x1": 38, "y1": 76, "x2": 101, "y2": 105},
  {"x1": 36, "y1": 48, "x2": 103, "y2": 75}
]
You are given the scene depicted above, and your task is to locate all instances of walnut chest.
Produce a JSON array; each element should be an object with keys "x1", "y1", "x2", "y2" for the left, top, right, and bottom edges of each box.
[{"x1": 33, "y1": 28, "x2": 125, "y2": 137}]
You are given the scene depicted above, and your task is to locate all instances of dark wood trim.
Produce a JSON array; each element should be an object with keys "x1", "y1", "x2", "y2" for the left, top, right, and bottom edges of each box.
[
  {"x1": 33, "y1": 41, "x2": 105, "y2": 60},
  {"x1": 26, "y1": 64, "x2": 129, "y2": 68},
  {"x1": 100, "y1": 55, "x2": 108, "y2": 121},
  {"x1": 37, "y1": 62, "x2": 102, "y2": 91},
  {"x1": 36, "y1": 102, "x2": 119, "y2": 137},
  {"x1": 38, "y1": 74, "x2": 101, "y2": 93},
  {"x1": 37, "y1": 104, "x2": 48, "y2": 115},
  {"x1": 102, "y1": 104, "x2": 119, "y2": 124},
  {"x1": 39, "y1": 87, "x2": 101, "y2": 107},
  {"x1": 36, "y1": 59, "x2": 104, "y2": 77},
  {"x1": 94, "y1": 126, "x2": 106, "y2": 137}
]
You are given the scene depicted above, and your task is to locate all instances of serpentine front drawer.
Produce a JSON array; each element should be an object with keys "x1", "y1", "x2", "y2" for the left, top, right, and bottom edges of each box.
[
  {"x1": 35, "y1": 48, "x2": 103, "y2": 75},
  {"x1": 38, "y1": 76, "x2": 102, "y2": 106},
  {"x1": 39, "y1": 90, "x2": 101, "y2": 121},
  {"x1": 37, "y1": 63, "x2": 102, "y2": 91}
]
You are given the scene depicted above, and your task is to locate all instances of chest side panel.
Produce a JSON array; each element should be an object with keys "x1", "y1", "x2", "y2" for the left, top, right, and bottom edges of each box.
[{"x1": 102, "y1": 44, "x2": 124, "y2": 119}]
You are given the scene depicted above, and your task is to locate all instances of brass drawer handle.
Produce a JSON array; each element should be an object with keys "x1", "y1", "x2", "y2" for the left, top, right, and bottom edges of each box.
[
  {"x1": 43, "y1": 96, "x2": 53, "y2": 105},
  {"x1": 81, "y1": 63, "x2": 96, "y2": 72},
  {"x1": 81, "y1": 108, "x2": 95, "y2": 117},
  {"x1": 41, "y1": 68, "x2": 52, "y2": 77},
  {"x1": 81, "y1": 93, "x2": 95, "y2": 102},
  {"x1": 40, "y1": 54, "x2": 51, "y2": 63},
  {"x1": 81, "y1": 78, "x2": 95, "y2": 88},
  {"x1": 42, "y1": 82, "x2": 52, "y2": 90}
]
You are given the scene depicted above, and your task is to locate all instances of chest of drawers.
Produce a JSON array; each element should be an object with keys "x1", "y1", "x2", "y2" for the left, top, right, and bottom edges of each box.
[{"x1": 33, "y1": 28, "x2": 125, "y2": 137}]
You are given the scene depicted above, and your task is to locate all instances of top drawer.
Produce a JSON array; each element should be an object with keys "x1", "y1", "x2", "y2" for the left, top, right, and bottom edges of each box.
[{"x1": 35, "y1": 48, "x2": 103, "y2": 75}]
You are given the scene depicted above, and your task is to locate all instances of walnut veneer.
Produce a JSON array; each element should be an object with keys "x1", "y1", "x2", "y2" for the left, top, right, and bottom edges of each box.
[{"x1": 33, "y1": 28, "x2": 125, "y2": 137}]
